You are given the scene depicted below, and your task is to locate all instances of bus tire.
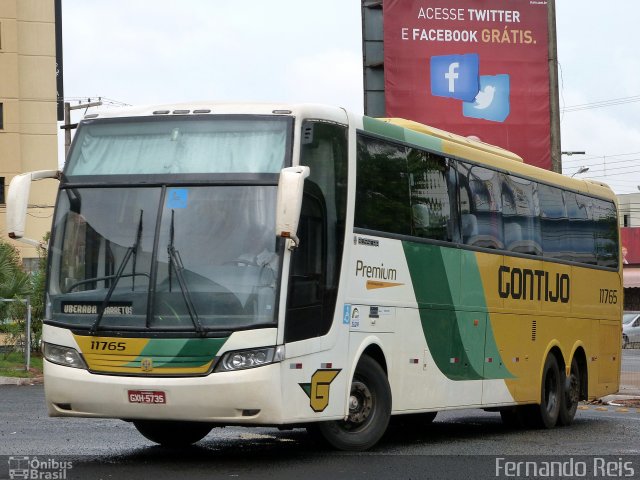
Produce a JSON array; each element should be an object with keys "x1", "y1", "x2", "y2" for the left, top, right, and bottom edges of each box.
[
  {"x1": 314, "y1": 355, "x2": 391, "y2": 451},
  {"x1": 558, "y1": 357, "x2": 580, "y2": 426},
  {"x1": 133, "y1": 420, "x2": 212, "y2": 447},
  {"x1": 528, "y1": 354, "x2": 562, "y2": 429}
]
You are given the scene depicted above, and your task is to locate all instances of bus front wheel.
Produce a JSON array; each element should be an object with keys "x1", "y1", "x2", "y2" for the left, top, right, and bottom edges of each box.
[
  {"x1": 133, "y1": 420, "x2": 212, "y2": 447},
  {"x1": 312, "y1": 355, "x2": 391, "y2": 451}
]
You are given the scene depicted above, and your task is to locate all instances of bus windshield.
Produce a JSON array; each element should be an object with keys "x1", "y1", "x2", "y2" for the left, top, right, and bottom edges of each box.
[
  {"x1": 49, "y1": 185, "x2": 281, "y2": 331},
  {"x1": 65, "y1": 116, "x2": 289, "y2": 175}
]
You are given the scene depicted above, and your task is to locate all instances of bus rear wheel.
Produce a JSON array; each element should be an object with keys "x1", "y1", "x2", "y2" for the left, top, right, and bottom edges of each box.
[
  {"x1": 133, "y1": 420, "x2": 212, "y2": 447},
  {"x1": 312, "y1": 355, "x2": 391, "y2": 451},
  {"x1": 527, "y1": 354, "x2": 562, "y2": 429},
  {"x1": 558, "y1": 357, "x2": 581, "y2": 426}
]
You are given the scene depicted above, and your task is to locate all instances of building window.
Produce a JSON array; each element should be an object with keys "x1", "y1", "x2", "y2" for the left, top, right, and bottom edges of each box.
[
  {"x1": 0, "y1": 103, "x2": 4, "y2": 130},
  {"x1": 624, "y1": 214, "x2": 630, "y2": 227},
  {"x1": 0, "y1": 177, "x2": 4, "y2": 204}
]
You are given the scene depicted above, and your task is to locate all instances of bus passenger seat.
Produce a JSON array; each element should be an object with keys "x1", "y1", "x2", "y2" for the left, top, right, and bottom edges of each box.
[
  {"x1": 461, "y1": 214, "x2": 478, "y2": 242},
  {"x1": 504, "y1": 221, "x2": 522, "y2": 251}
]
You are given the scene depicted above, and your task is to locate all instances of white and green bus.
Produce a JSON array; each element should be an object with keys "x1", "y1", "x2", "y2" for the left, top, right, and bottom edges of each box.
[{"x1": 7, "y1": 104, "x2": 621, "y2": 451}]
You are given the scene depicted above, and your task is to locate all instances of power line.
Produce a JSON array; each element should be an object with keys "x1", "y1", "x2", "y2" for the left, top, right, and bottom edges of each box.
[
  {"x1": 566, "y1": 162, "x2": 640, "y2": 176},
  {"x1": 562, "y1": 94, "x2": 640, "y2": 113},
  {"x1": 563, "y1": 151, "x2": 640, "y2": 164},
  {"x1": 587, "y1": 170, "x2": 640, "y2": 178}
]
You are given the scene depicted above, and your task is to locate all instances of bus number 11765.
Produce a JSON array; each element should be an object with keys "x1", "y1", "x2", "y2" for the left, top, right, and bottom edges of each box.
[{"x1": 599, "y1": 289, "x2": 618, "y2": 305}]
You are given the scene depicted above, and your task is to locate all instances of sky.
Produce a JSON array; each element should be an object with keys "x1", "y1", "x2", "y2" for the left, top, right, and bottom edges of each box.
[{"x1": 58, "y1": 0, "x2": 640, "y2": 195}]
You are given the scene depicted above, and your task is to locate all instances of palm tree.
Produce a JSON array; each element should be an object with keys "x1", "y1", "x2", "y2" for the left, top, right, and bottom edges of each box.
[{"x1": 0, "y1": 241, "x2": 31, "y2": 351}]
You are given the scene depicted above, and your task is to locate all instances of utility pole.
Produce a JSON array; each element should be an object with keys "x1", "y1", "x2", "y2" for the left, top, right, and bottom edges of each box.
[
  {"x1": 62, "y1": 99, "x2": 103, "y2": 157},
  {"x1": 548, "y1": 0, "x2": 562, "y2": 174}
]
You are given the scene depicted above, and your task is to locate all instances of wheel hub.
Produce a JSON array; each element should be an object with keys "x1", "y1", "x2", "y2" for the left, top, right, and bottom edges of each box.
[{"x1": 347, "y1": 380, "x2": 373, "y2": 425}]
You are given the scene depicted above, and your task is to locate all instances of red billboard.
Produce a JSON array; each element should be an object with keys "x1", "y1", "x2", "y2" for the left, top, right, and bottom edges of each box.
[{"x1": 383, "y1": 0, "x2": 551, "y2": 170}]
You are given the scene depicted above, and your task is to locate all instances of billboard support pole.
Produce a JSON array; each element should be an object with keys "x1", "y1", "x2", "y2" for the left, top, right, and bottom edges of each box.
[{"x1": 548, "y1": 0, "x2": 562, "y2": 174}]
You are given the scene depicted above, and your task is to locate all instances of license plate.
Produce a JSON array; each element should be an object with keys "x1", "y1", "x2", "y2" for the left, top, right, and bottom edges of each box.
[{"x1": 128, "y1": 390, "x2": 166, "y2": 404}]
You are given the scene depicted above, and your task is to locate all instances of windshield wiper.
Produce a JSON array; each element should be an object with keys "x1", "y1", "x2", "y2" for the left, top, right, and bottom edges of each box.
[
  {"x1": 89, "y1": 210, "x2": 143, "y2": 336},
  {"x1": 167, "y1": 210, "x2": 205, "y2": 336},
  {"x1": 66, "y1": 272, "x2": 150, "y2": 293}
]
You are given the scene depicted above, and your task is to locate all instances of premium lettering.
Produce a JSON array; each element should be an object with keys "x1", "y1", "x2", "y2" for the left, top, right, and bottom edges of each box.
[
  {"x1": 356, "y1": 260, "x2": 397, "y2": 281},
  {"x1": 498, "y1": 266, "x2": 570, "y2": 303}
]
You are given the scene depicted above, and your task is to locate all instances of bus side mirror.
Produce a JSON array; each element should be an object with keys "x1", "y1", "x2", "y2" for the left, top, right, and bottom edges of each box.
[
  {"x1": 275, "y1": 166, "x2": 310, "y2": 249},
  {"x1": 7, "y1": 170, "x2": 60, "y2": 247}
]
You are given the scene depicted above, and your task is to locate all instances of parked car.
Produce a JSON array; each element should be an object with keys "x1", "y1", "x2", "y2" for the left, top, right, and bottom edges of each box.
[{"x1": 622, "y1": 311, "x2": 640, "y2": 348}]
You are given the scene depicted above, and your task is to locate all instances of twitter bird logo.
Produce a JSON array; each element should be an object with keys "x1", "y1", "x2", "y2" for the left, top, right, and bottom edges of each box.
[
  {"x1": 463, "y1": 75, "x2": 510, "y2": 122},
  {"x1": 473, "y1": 85, "x2": 496, "y2": 110}
]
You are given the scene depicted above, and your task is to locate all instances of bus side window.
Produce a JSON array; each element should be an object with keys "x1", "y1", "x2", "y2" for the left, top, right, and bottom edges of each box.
[
  {"x1": 566, "y1": 192, "x2": 595, "y2": 264},
  {"x1": 592, "y1": 198, "x2": 619, "y2": 268},
  {"x1": 354, "y1": 135, "x2": 411, "y2": 235},
  {"x1": 502, "y1": 176, "x2": 541, "y2": 255},
  {"x1": 501, "y1": 179, "x2": 522, "y2": 249},
  {"x1": 538, "y1": 184, "x2": 569, "y2": 260},
  {"x1": 457, "y1": 163, "x2": 503, "y2": 249},
  {"x1": 408, "y1": 149, "x2": 453, "y2": 241}
]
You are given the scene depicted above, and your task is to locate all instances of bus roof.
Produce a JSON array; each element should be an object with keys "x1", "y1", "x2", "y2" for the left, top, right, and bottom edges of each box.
[
  {"x1": 77, "y1": 102, "x2": 615, "y2": 203},
  {"x1": 382, "y1": 118, "x2": 524, "y2": 163},
  {"x1": 368, "y1": 116, "x2": 616, "y2": 202},
  {"x1": 81, "y1": 102, "x2": 349, "y2": 125}
]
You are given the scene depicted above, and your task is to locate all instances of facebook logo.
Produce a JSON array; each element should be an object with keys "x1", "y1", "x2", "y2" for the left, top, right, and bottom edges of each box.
[
  {"x1": 463, "y1": 74, "x2": 510, "y2": 123},
  {"x1": 430, "y1": 54, "x2": 479, "y2": 102}
]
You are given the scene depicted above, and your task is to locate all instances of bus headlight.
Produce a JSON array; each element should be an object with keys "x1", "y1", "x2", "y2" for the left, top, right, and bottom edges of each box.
[
  {"x1": 43, "y1": 342, "x2": 87, "y2": 369},
  {"x1": 216, "y1": 345, "x2": 285, "y2": 372}
]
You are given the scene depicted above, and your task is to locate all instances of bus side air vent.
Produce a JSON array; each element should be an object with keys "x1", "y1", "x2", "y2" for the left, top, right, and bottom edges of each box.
[
  {"x1": 302, "y1": 124, "x2": 314, "y2": 144},
  {"x1": 531, "y1": 320, "x2": 537, "y2": 342}
]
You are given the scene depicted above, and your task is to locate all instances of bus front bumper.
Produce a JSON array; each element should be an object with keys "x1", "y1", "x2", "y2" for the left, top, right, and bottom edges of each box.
[{"x1": 44, "y1": 359, "x2": 285, "y2": 424}]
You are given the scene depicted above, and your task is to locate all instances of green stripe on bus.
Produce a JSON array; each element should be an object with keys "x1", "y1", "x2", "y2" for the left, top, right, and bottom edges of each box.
[
  {"x1": 458, "y1": 250, "x2": 513, "y2": 379},
  {"x1": 362, "y1": 117, "x2": 444, "y2": 153},
  {"x1": 124, "y1": 337, "x2": 227, "y2": 368},
  {"x1": 402, "y1": 242, "x2": 513, "y2": 380},
  {"x1": 404, "y1": 129, "x2": 443, "y2": 152},
  {"x1": 362, "y1": 117, "x2": 406, "y2": 142}
]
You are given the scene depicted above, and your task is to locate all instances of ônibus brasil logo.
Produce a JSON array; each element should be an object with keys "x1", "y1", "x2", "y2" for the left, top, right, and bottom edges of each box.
[{"x1": 8, "y1": 456, "x2": 73, "y2": 479}]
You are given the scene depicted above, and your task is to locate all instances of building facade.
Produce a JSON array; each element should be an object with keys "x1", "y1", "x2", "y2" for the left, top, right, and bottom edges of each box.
[
  {"x1": 618, "y1": 193, "x2": 640, "y2": 310},
  {"x1": 618, "y1": 193, "x2": 640, "y2": 228},
  {"x1": 0, "y1": 0, "x2": 59, "y2": 269}
]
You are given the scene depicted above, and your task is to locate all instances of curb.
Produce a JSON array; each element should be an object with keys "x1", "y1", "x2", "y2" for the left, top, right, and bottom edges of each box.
[
  {"x1": 602, "y1": 392, "x2": 640, "y2": 401},
  {"x1": 0, "y1": 375, "x2": 44, "y2": 386}
]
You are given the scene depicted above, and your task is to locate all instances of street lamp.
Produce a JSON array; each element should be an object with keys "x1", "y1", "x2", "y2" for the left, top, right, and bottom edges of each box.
[{"x1": 571, "y1": 166, "x2": 589, "y2": 177}]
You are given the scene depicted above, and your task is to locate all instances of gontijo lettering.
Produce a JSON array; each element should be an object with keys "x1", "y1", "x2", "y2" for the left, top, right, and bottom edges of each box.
[{"x1": 498, "y1": 266, "x2": 570, "y2": 303}]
